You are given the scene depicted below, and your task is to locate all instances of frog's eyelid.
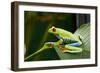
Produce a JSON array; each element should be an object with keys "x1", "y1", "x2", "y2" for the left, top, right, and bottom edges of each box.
[{"x1": 51, "y1": 26, "x2": 55, "y2": 28}]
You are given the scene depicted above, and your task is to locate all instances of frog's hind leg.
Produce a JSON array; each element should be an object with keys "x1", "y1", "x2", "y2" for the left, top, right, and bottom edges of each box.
[{"x1": 61, "y1": 45, "x2": 82, "y2": 53}]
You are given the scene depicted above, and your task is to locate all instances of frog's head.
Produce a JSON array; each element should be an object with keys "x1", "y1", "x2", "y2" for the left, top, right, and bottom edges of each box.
[{"x1": 48, "y1": 26, "x2": 58, "y2": 35}]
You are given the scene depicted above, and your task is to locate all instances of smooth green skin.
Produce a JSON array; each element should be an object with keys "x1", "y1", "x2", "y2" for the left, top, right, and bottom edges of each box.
[{"x1": 25, "y1": 27, "x2": 82, "y2": 60}]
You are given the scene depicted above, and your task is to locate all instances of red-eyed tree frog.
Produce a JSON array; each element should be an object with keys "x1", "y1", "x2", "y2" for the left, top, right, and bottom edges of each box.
[
  {"x1": 48, "y1": 26, "x2": 82, "y2": 53},
  {"x1": 25, "y1": 26, "x2": 83, "y2": 60}
]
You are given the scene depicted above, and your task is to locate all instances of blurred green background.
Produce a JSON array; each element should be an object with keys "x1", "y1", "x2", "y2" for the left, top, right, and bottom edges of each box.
[{"x1": 24, "y1": 11, "x2": 90, "y2": 61}]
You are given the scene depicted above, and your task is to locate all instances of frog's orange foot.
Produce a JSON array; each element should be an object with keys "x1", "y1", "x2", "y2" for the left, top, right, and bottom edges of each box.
[
  {"x1": 61, "y1": 49, "x2": 70, "y2": 53},
  {"x1": 58, "y1": 45, "x2": 70, "y2": 53},
  {"x1": 61, "y1": 48, "x2": 70, "y2": 53}
]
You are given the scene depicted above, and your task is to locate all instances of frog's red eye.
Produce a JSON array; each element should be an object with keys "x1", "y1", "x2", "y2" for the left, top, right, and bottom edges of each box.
[{"x1": 52, "y1": 27, "x2": 56, "y2": 32}]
